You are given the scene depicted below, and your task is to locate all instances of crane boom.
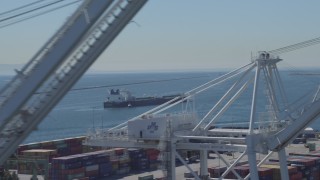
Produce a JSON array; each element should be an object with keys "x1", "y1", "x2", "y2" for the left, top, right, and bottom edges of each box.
[
  {"x1": 268, "y1": 36, "x2": 320, "y2": 55},
  {"x1": 0, "y1": 0, "x2": 147, "y2": 165},
  {"x1": 267, "y1": 98, "x2": 320, "y2": 150}
]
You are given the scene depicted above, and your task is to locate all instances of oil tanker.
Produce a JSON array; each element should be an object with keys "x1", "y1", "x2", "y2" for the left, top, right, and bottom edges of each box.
[{"x1": 103, "y1": 89, "x2": 185, "y2": 108}]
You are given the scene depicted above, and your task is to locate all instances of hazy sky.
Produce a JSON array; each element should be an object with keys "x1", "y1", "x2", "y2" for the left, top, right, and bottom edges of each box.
[{"x1": 0, "y1": 0, "x2": 320, "y2": 73}]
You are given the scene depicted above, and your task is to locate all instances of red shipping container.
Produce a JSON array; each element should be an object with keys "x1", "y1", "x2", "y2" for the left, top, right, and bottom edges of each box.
[
  {"x1": 225, "y1": 171, "x2": 236, "y2": 179},
  {"x1": 234, "y1": 166, "x2": 249, "y2": 177},
  {"x1": 148, "y1": 154, "x2": 158, "y2": 161},
  {"x1": 146, "y1": 149, "x2": 160, "y2": 156},
  {"x1": 257, "y1": 167, "x2": 273, "y2": 177},
  {"x1": 114, "y1": 148, "x2": 125, "y2": 156},
  {"x1": 312, "y1": 171, "x2": 320, "y2": 180},
  {"x1": 289, "y1": 172, "x2": 303, "y2": 180},
  {"x1": 207, "y1": 167, "x2": 217, "y2": 174}
]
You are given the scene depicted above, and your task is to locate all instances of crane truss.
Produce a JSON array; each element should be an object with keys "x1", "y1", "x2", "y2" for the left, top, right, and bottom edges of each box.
[
  {"x1": 85, "y1": 52, "x2": 320, "y2": 180},
  {"x1": 0, "y1": 0, "x2": 147, "y2": 165}
]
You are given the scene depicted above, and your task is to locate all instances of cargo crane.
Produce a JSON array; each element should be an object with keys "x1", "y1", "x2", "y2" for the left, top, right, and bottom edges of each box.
[
  {"x1": 0, "y1": 0, "x2": 320, "y2": 179},
  {"x1": 85, "y1": 41, "x2": 320, "y2": 180},
  {"x1": 0, "y1": 0, "x2": 148, "y2": 165}
]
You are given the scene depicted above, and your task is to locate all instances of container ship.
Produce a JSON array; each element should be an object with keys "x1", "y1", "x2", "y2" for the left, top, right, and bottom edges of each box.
[{"x1": 103, "y1": 89, "x2": 185, "y2": 108}]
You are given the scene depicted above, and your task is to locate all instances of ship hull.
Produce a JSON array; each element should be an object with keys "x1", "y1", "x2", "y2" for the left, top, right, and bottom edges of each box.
[{"x1": 104, "y1": 96, "x2": 183, "y2": 108}]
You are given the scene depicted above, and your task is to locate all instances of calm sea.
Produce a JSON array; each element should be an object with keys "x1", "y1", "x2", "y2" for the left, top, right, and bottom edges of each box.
[{"x1": 0, "y1": 70, "x2": 319, "y2": 144}]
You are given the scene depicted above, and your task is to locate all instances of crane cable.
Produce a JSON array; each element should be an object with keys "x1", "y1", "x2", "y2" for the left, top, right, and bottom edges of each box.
[
  {"x1": 0, "y1": 0, "x2": 46, "y2": 17},
  {"x1": 268, "y1": 36, "x2": 320, "y2": 55},
  {"x1": 0, "y1": 0, "x2": 65, "y2": 22},
  {"x1": 1, "y1": 1, "x2": 319, "y2": 56},
  {"x1": 0, "y1": 0, "x2": 81, "y2": 28}
]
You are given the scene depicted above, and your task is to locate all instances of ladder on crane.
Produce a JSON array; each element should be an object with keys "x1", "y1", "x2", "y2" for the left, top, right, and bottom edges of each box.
[{"x1": 0, "y1": 0, "x2": 147, "y2": 165}]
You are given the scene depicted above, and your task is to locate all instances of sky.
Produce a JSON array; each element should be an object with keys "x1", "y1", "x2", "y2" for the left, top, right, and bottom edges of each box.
[{"x1": 0, "y1": 0, "x2": 320, "y2": 73}]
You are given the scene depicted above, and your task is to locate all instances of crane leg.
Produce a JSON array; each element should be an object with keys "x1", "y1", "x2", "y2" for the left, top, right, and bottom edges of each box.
[
  {"x1": 199, "y1": 150, "x2": 209, "y2": 179},
  {"x1": 247, "y1": 135, "x2": 259, "y2": 179},
  {"x1": 278, "y1": 148, "x2": 289, "y2": 180}
]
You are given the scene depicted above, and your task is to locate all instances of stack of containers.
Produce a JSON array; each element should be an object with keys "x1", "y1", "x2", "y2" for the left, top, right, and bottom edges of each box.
[
  {"x1": 145, "y1": 149, "x2": 160, "y2": 170},
  {"x1": 50, "y1": 150, "x2": 114, "y2": 180},
  {"x1": 94, "y1": 150, "x2": 113, "y2": 178},
  {"x1": 269, "y1": 155, "x2": 320, "y2": 179},
  {"x1": 0, "y1": 166, "x2": 3, "y2": 176},
  {"x1": 207, "y1": 166, "x2": 226, "y2": 178},
  {"x1": 53, "y1": 140, "x2": 69, "y2": 156},
  {"x1": 64, "y1": 137, "x2": 83, "y2": 155},
  {"x1": 18, "y1": 161, "x2": 45, "y2": 175},
  {"x1": 82, "y1": 145, "x2": 103, "y2": 153},
  {"x1": 208, "y1": 167, "x2": 241, "y2": 179},
  {"x1": 17, "y1": 142, "x2": 41, "y2": 154},
  {"x1": 233, "y1": 164, "x2": 273, "y2": 180},
  {"x1": 52, "y1": 137, "x2": 84, "y2": 156},
  {"x1": 50, "y1": 155, "x2": 85, "y2": 180},
  {"x1": 17, "y1": 136, "x2": 85, "y2": 157},
  {"x1": 21, "y1": 149, "x2": 57, "y2": 161},
  {"x1": 287, "y1": 156, "x2": 320, "y2": 180},
  {"x1": 256, "y1": 167, "x2": 273, "y2": 180},
  {"x1": 82, "y1": 152, "x2": 99, "y2": 178},
  {"x1": 290, "y1": 151, "x2": 320, "y2": 157},
  {"x1": 233, "y1": 166, "x2": 249, "y2": 178},
  {"x1": 114, "y1": 148, "x2": 130, "y2": 175},
  {"x1": 41, "y1": 141, "x2": 55, "y2": 150},
  {"x1": 17, "y1": 149, "x2": 56, "y2": 174},
  {"x1": 50, "y1": 148, "x2": 134, "y2": 179},
  {"x1": 128, "y1": 148, "x2": 149, "y2": 171},
  {"x1": 99, "y1": 162, "x2": 113, "y2": 178},
  {"x1": 289, "y1": 151, "x2": 320, "y2": 179},
  {"x1": 241, "y1": 164, "x2": 273, "y2": 180},
  {"x1": 208, "y1": 165, "x2": 272, "y2": 179},
  {"x1": 83, "y1": 150, "x2": 112, "y2": 178},
  {"x1": 224, "y1": 170, "x2": 237, "y2": 179},
  {"x1": 260, "y1": 164, "x2": 298, "y2": 180}
]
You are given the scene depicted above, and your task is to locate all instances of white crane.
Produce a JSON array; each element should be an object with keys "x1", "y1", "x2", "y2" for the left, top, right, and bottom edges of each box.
[{"x1": 85, "y1": 49, "x2": 320, "y2": 180}]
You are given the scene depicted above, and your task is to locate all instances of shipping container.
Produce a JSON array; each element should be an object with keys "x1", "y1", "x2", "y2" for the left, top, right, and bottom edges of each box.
[
  {"x1": 209, "y1": 166, "x2": 226, "y2": 178},
  {"x1": 22, "y1": 149, "x2": 57, "y2": 157},
  {"x1": 234, "y1": 166, "x2": 249, "y2": 177}
]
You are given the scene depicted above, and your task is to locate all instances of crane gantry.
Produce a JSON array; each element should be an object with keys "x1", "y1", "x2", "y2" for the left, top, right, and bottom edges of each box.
[{"x1": 85, "y1": 51, "x2": 320, "y2": 180}]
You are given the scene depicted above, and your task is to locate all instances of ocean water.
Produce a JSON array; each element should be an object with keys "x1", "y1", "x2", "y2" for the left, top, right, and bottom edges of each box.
[{"x1": 0, "y1": 70, "x2": 319, "y2": 144}]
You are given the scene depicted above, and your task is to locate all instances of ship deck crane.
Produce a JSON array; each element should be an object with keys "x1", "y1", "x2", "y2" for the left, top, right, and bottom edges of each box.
[{"x1": 0, "y1": 0, "x2": 147, "y2": 165}]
